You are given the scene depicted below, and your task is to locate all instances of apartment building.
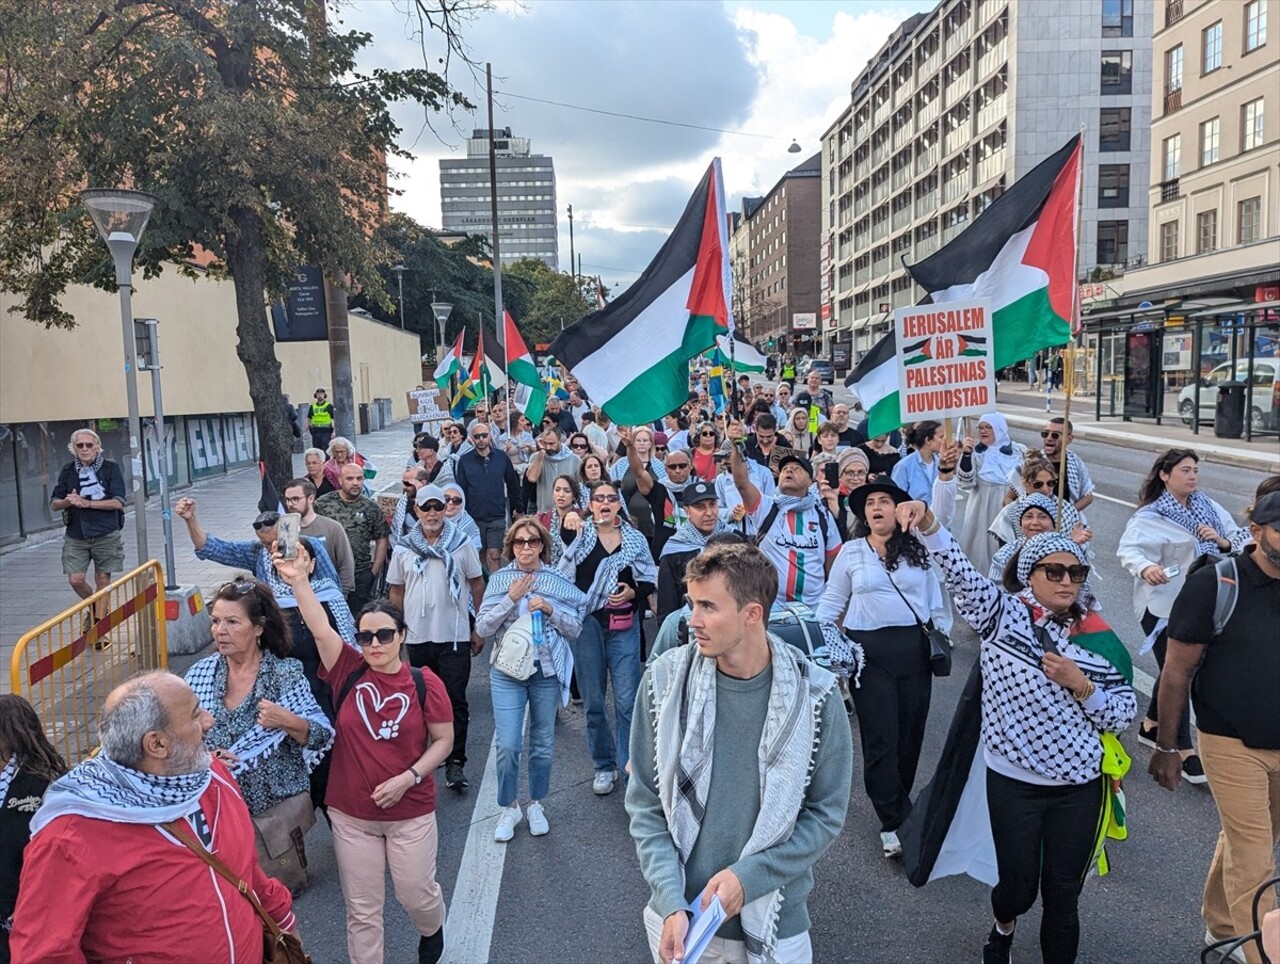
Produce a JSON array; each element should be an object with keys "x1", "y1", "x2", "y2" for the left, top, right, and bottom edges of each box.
[
  {"x1": 1121, "y1": 0, "x2": 1278, "y2": 302},
  {"x1": 821, "y1": 0, "x2": 1154, "y2": 357},
  {"x1": 731, "y1": 154, "x2": 822, "y2": 351},
  {"x1": 439, "y1": 128, "x2": 559, "y2": 270}
]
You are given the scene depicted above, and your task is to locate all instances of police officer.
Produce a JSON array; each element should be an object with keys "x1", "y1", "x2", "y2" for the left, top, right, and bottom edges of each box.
[{"x1": 306, "y1": 387, "x2": 336, "y2": 451}]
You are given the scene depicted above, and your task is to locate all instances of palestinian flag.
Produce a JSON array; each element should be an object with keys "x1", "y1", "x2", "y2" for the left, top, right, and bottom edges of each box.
[
  {"x1": 351, "y1": 450, "x2": 378, "y2": 482},
  {"x1": 716, "y1": 333, "x2": 767, "y2": 373},
  {"x1": 846, "y1": 135, "x2": 1082, "y2": 436},
  {"x1": 257, "y1": 462, "x2": 283, "y2": 514},
  {"x1": 549, "y1": 159, "x2": 732, "y2": 425},
  {"x1": 505, "y1": 310, "x2": 547, "y2": 425},
  {"x1": 434, "y1": 329, "x2": 465, "y2": 388},
  {"x1": 451, "y1": 333, "x2": 485, "y2": 417}
]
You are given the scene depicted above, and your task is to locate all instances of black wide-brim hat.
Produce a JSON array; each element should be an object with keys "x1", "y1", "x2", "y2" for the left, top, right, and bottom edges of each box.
[{"x1": 848, "y1": 480, "x2": 912, "y2": 520}]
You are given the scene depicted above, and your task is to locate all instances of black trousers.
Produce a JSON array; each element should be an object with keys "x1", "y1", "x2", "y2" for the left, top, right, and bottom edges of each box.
[
  {"x1": 850, "y1": 624, "x2": 932, "y2": 832},
  {"x1": 310, "y1": 426, "x2": 333, "y2": 452},
  {"x1": 987, "y1": 769, "x2": 1106, "y2": 964},
  {"x1": 346, "y1": 567, "x2": 377, "y2": 616},
  {"x1": 407, "y1": 641, "x2": 472, "y2": 766},
  {"x1": 1141, "y1": 609, "x2": 1194, "y2": 749}
]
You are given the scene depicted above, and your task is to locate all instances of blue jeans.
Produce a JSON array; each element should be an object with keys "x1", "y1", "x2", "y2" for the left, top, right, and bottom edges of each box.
[
  {"x1": 490, "y1": 666, "x2": 560, "y2": 808},
  {"x1": 570, "y1": 615, "x2": 641, "y2": 774}
]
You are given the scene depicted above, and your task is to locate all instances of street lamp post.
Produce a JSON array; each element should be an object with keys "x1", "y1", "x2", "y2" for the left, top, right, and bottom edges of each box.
[
  {"x1": 133, "y1": 318, "x2": 177, "y2": 589},
  {"x1": 391, "y1": 264, "x2": 407, "y2": 330},
  {"x1": 81, "y1": 188, "x2": 157, "y2": 565},
  {"x1": 430, "y1": 300, "x2": 453, "y2": 376}
]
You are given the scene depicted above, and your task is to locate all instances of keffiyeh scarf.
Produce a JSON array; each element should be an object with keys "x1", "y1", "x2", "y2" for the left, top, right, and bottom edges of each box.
[
  {"x1": 659, "y1": 517, "x2": 728, "y2": 559},
  {"x1": 1015, "y1": 532, "x2": 1088, "y2": 586},
  {"x1": 1153, "y1": 490, "x2": 1226, "y2": 557},
  {"x1": 30, "y1": 753, "x2": 211, "y2": 836},
  {"x1": 647, "y1": 638, "x2": 837, "y2": 963},
  {"x1": 485, "y1": 564, "x2": 587, "y2": 703},
  {"x1": 186, "y1": 651, "x2": 332, "y2": 775},
  {"x1": 610, "y1": 455, "x2": 669, "y2": 484},
  {"x1": 559, "y1": 519, "x2": 656, "y2": 614},
  {"x1": 390, "y1": 494, "x2": 415, "y2": 547},
  {"x1": 403, "y1": 520, "x2": 471, "y2": 604},
  {"x1": 76, "y1": 453, "x2": 108, "y2": 501},
  {"x1": 0, "y1": 754, "x2": 17, "y2": 802}
]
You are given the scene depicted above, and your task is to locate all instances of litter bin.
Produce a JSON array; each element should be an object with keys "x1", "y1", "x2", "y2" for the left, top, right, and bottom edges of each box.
[
  {"x1": 1213, "y1": 381, "x2": 1245, "y2": 439},
  {"x1": 358, "y1": 402, "x2": 371, "y2": 436}
]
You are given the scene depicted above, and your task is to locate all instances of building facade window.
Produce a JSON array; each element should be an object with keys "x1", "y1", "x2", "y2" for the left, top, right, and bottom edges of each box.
[
  {"x1": 1163, "y1": 133, "x2": 1182, "y2": 179},
  {"x1": 1160, "y1": 221, "x2": 1180, "y2": 262},
  {"x1": 1099, "y1": 107, "x2": 1132, "y2": 150},
  {"x1": 1202, "y1": 21, "x2": 1223, "y2": 73},
  {"x1": 1098, "y1": 164, "x2": 1131, "y2": 207},
  {"x1": 1242, "y1": 98, "x2": 1265, "y2": 150},
  {"x1": 1245, "y1": 0, "x2": 1267, "y2": 52},
  {"x1": 1200, "y1": 117, "x2": 1221, "y2": 165},
  {"x1": 1096, "y1": 220, "x2": 1129, "y2": 265},
  {"x1": 1102, "y1": 0, "x2": 1134, "y2": 37},
  {"x1": 1238, "y1": 197, "x2": 1262, "y2": 243},
  {"x1": 1165, "y1": 44, "x2": 1184, "y2": 91},
  {"x1": 1101, "y1": 50, "x2": 1133, "y2": 94},
  {"x1": 1196, "y1": 210, "x2": 1218, "y2": 254}
]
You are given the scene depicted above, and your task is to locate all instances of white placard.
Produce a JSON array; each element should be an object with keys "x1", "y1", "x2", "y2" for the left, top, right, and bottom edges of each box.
[{"x1": 895, "y1": 300, "x2": 997, "y2": 423}]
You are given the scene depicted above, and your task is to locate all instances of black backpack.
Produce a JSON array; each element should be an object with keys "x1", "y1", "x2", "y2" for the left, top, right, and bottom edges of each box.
[{"x1": 334, "y1": 662, "x2": 428, "y2": 711}]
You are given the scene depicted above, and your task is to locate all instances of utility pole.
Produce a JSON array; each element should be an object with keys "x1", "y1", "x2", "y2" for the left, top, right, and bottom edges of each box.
[
  {"x1": 567, "y1": 203, "x2": 575, "y2": 288},
  {"x1": 486, "y1": 63, "x2": 506, "y2": 397}
]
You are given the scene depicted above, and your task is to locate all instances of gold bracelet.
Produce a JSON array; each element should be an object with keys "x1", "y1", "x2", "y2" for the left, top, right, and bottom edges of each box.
[{"x1": 1073, "y1": 679, "x2": 1096, "y2": 702}]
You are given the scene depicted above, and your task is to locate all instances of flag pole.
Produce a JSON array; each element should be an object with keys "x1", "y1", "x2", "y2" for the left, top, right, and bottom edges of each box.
[
  {"x1": 1056, "y1": 128, "x2": 1085, "y2": 530},
  {"x1": 727, "y1": 334, "x2": 738, "y2": 420}
]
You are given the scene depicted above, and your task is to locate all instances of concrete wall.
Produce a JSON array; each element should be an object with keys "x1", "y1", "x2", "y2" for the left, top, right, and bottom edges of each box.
[{"x1": 0, "y1": 267, "x2": 422, "y2": 424}]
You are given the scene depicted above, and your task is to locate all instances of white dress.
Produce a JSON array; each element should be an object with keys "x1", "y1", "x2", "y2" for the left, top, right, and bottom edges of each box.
[{"x1": 957, "y1": 446, "x2": 1024, "y2": 576}]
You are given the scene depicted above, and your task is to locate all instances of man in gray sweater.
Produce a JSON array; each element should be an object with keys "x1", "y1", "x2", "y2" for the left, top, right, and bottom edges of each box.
[{"x1": 626, "y1": 543, "x2": 852, "y2": 964}]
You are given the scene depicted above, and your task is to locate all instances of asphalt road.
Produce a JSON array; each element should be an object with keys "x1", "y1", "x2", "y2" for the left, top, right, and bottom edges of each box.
[{"x1": 290, "y1": 416, "x2": 1274, "y2": 964}]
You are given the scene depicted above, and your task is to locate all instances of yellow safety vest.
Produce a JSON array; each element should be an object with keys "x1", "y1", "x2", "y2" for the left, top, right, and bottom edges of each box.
[{"x1": 310, "y1": 401, "x2": 333, "y2": 427}]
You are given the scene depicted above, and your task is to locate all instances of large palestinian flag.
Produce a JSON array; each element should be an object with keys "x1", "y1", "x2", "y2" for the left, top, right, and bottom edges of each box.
[
  {"x1": 549, "y1": 159, "x2": 732, "y2": 425},
  {"x1": 847, "y1": 135, "x2": 1081, "y2": 436},
  {"x1": 505, "y1": 310, "x2": 547, "y2": 425}
]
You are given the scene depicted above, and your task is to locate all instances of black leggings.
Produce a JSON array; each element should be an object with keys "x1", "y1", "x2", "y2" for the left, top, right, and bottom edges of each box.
[
  {"x1": 987, "y1": 769, "x2": 1106, "y2": 964},
  {"x1": 1141, "y1": 610, "x2": 1194, "y2": 750}
]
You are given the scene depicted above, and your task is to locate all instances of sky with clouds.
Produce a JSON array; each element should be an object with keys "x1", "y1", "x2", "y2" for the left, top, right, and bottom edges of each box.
[{"x1": 350, "y1": 0, "x2": 934, "y2": 292}]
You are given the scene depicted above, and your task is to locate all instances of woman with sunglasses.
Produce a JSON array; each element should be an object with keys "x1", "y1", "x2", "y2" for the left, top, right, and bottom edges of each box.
[
  {"x1": 440, "y1": 482, "x2": 482, "y2": 551},
  {"x1": 559, "y1": 479, "x2": 657, "y2": 796},
  {"x1": 688, "y1": 421, "x2": 719, "y2": 480},
  {"x1": 567, "y1": 432, "x2": 599, "y2": 461},
  {"x1": 439, "y1": 422, "x2": 472, "y2": 460},
  {"x1": 537, "y1": 475, "x2": 582, "y2": 563},
  {"x1": 822, "y1": 448, "x2": 870, "y2": 539},
  {"x1": 476, "y1": 518, "x2": 588, "y2": 842},
  {"x1": 957, "y1": 414, "x2": 1025, "y2": 577},
  {"x1": 1118, "y1": 449, "x2": 1248, "y2": 782},
  {"x1": 184, "y1": 575, "x2": 334, "y2": 891},
  {"x1": 274, "y1": 547, "x2": 453, "y2": 964},
  {"x1": 895, "y1": 500, "x2": 1137, "y2": 964}
]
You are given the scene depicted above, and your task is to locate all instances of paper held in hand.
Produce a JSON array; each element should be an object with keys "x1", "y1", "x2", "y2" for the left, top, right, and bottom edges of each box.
[
  {"x1": 895, "y1": 299, "x2": 996, "y2": 424},
  {"x1": 679, "y1": 894, "x2": 726, "y2": 964}
]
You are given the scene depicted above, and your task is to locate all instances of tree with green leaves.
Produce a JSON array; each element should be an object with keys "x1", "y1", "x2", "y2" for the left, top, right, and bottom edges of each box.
[
  {"x1": 504, "y1": 257, "x2": 603, "y2": 345},
  {"x1": 0, "y1": 0, "x2": 480, "y2": 488}
]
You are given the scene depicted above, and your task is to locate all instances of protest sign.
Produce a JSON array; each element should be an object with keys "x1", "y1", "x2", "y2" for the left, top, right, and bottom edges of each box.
[
  {"x1": 895, "y1": 300, "x2": 996, "y2": 423},
  {"x1": 407, "y1": 389, "x2": 450, "y2": 432}
]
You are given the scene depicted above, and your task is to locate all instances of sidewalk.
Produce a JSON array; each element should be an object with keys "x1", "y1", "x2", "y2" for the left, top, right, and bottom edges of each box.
[
  {"x1": 1, "y1": 421, "x2": 418, "y2": 693},
  {"x1": 995, "y1": 383, "x2": 1280, "y2": 473}
]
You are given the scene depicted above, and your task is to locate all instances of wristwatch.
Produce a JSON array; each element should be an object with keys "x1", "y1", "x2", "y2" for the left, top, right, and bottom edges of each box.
[{"x1": 408, "y1": 766, "x2": 423, "y2": 785}]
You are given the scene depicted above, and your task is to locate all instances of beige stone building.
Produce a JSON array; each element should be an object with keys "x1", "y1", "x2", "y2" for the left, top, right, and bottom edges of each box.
[{"x1": 0, "y1": 267, "x2": 422, "y2": 542}]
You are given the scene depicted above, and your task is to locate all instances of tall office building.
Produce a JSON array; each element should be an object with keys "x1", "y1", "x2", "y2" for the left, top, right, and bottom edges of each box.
[
  {"x1": 439, "y1": 129, "x2": 559, "y2": 270},
  {"x1": 821, "y1": 0, "x2": 1153, "y2": 357}
]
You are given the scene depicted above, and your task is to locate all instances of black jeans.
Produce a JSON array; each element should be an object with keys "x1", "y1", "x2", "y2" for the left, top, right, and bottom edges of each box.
[
  {"x1": 346, "y1": 567, "x2": 377, "y2": 616},
  {"x1": 987, "y1": 769, "x2": 1106, "y2": 964},
  {"x1": 310, "y1": 426, "x2": 333, "y2": 452},
  {"x1": 850, "y1": 625, "x2": 932, "y2": 832},
  {"x1": 407, "y1": 641, "x2": 472, "y2": 766},
  {"x1": 1141, "y1": 609, "x2": 1194, "y2": 750}
]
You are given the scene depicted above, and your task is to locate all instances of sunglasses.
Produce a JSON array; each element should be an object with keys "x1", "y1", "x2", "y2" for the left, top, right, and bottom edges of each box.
[
  {"x1": 419, "y1": 501, "x2": 445, "y2": 512},
  {"x1": 512, "y1": 536, "x2": 543, "y2": 548},
  {"x1": 74, "y1": 441, "x2": 97, "y2": 449},
  {"x1": 591, "y1": 493, "x2": 621, "y2": 503},
  {"x1": 354, "y1": 628, "x2": 398, "y2": 647},
  {"x1": 570, "y1": 442, "x2": 588, "y2": 450},
  {"x1": 1040, "y1": 430, "x2": 1062, "y2": 440},
  {"x1": 444, "y1": 496, "x2": 464, "y2": 506},
  {"x1": 252, "y1": 516, "x2": 279, "y2": 531},
  {"x1": 1029, "y1": 479, "x2": 1059, "y2": 490},
  {"x1": 471, "y1": 432, "x2": 490, "y2": 440},
  {"x1": 699, "y1": 431, "x2": 717, "y2": 438},
  {"x1": 219, "y1": 577, "x2": 258, "y2": 598},
  {"x1": 667, "y1": 462, "x2": 691, "y2": 470},
  {"x1": 1031, "y1": 563, "x2": 1091, "y2": 584}
]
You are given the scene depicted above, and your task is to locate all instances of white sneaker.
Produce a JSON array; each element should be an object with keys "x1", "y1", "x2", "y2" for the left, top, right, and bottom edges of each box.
[
  {"x1": 1204, "y1": 927, "x2": 1247, "y2": 963},
  {"x1": 880, "y1": 830, "x2": 902, "y2": 858},
  {"x1": 527, "y1": 801, "x2": 550, "y2": 836},
  {"x1": 494, "y1": 805, "x2": 522, "y2": 843},
  {"x1": 592, "y1": 769, "x2": 617, "y2": 795}
]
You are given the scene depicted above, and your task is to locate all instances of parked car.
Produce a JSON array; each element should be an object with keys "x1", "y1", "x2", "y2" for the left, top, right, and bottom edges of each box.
[
  {"x1": 804, "y1": 358, "x2": 835, "y2": 384},
  {"x1": 1177, "y1": 358, "x2": 1278, "y2": 432}
]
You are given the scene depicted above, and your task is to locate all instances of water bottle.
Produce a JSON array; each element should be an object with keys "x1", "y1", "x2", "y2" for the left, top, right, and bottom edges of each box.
[{"x1": 531, "y1": 609, "x2": 545, "y2": 646}]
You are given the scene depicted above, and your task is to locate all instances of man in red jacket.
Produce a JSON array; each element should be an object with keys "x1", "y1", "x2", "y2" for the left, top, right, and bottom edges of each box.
[{"x1": 10, "y1": 671, "x2": 296, "y2": 963}]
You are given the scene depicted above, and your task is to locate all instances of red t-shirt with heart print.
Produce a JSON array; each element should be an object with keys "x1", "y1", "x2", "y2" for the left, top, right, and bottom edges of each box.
[{"x1": 319, "y1": 646, "x2": 453, "y2": 821}]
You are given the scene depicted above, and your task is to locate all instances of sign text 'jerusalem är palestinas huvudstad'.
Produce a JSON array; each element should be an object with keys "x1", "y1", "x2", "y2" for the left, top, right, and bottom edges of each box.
[{"x1": 894, "y1": 299, "x2": 996, "y2": 424}]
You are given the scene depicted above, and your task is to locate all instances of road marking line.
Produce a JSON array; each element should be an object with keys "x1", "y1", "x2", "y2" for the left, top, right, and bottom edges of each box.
[
  {"x1": 443, "y1": 736, "x2": 505, "y2": 964},
  {"x1": 1091, "y1": 492, "x2": 1138, "y2": 509}
]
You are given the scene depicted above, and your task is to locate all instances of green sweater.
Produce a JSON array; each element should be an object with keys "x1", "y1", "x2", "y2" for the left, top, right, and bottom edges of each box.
[{"x1": 626, "y1": 659, "x2": 852, "y2": 941}]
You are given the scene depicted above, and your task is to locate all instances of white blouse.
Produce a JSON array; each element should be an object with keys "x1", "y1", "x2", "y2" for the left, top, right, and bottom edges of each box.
[{"x1": 816, "y1": 537, "x2": 946, "y2": 632}]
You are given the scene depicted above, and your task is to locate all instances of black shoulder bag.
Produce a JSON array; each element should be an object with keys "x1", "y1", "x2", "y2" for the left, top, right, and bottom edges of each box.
[{"x1": 881, "y1": 550, "x2": 951, "y2": 677}]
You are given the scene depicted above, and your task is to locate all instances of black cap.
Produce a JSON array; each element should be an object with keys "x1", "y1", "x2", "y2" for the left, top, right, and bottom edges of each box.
[
  {"x1": 776, "y1": 453, "x2": 814, "y2": 478},
  {"x1": 413, "y1": 433, "x2": 439, "y2": 452},
  {"x1": 683, "y1": 481, "x2": 717, "y2": 505},
  {"x1": 1252, "y1": 491, "x2": 1280, "y2": 529},
  {"x1": 253, "y1": 510, "x2": 280, "y2": 527},
  {"x1": 847, "y1": 481, "x2": 911, "y2": 520}
]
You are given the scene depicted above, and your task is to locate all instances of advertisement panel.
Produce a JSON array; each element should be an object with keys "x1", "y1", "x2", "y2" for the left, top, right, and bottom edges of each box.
[{"x1": 792, "y1": 312, "x2": 818, "y2": 331}]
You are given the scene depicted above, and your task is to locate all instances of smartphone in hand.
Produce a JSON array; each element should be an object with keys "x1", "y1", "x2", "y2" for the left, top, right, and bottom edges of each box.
[
  {"x1": 278, "y1": 512, "x2": 302, "y2": 560},
  {"x1": 824, "y1": 462, "x2": 840, "y2": 490}
]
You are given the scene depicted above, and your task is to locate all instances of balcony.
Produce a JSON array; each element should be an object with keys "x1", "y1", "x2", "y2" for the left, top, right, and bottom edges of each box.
[
  {"x1": 976, "y1": 150, "x2": 1005, "y2": 184},
  {"x1": 945, "y1": 75, "x2": 970, "y2": 108},
  {"x1": 976, "y1": 94, "x2": 1006, "y2": 133},
  {"x1": 892, "y1": 207, "x2": 912, "y2": 231},
  {"x1": 856, "y1": 121, "x2": 871, "y2": 143},
  {"x1": 874, "y1": 99, "x2": 892, "y2": 126},
  {"x1": 916, "y1": 191, "x2": 939, "y2": 218},
  {"x1": 942, "y1": 220, "x2": 969, "y2": 243},
  {"x1": 893, "y1": 124, "x2": 914, "y2": 151},
  {"x1": 856, "y1": 158, "x2": 871, "y2": 180},
  {"x1": 872, "y1": 256, "x2": 891, "y2": 278},
  {"x1": 873, "y1": 180, "x2": 891, "y2": 204},
  {"x1": 855, "y1": 231, "x2": 870, "y2": 250},
  {"x1": 945, "y1": 20, "x2": 972, "y2": 57},
  {"x1": 942, "y1": 172, "x2": 970, "y2": 203},
  {"x1": 918, "y1": 51, "x2": 940, "y2": 80},
  {"x1": 916, "y1": 146, "x2": 940, "y2": 175},
  {"x1": 872, "y1": 142, "x2": 890, "y2": 166},
  {"x1": 892, "y1": 165, "x2": 912, "y2": 190},
  {"x1": 855, "y1": 194, "x2": 870, "y2": 217},
  {"x1": 1159, "y1": 178, "x2": 1181, "y2": 202},
  {"x1": 1163, "y1": 86, "x2": 1182, "y2": 115},
  {"x1": 977, "y1": 0, "x2": 1006, "y2": 24},
  {"x1": 917, "y1": 98, "x2": 941, "y2": 126},
  {"x1": 977, "y1": 38, "x2": 1007, "y2": 79},
  {"x1": 944, "y1": 123, "x2": 970, "y2": 156},
  {"x1": 916, "y1": 233, "x2": 941, "y2": 258},
  {"x1": 872, "y1": 219, "x2": 889, "y2": 242},
  {"x1": 1165, "y1": 0, "x2": 1183, "y2": 27}
]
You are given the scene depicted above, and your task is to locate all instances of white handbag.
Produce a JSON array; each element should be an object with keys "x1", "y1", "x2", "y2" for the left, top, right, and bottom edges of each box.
[{"x1": 491, "y1": 613, "x2": 536, "y2": 680}]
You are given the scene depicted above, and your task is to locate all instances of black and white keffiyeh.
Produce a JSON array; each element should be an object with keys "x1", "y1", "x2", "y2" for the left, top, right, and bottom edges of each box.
[
  {"x1": 402, "y1": 519, "x2": 471, "y2": 604},
  {"x1": 186, "y1": 651, "x2": 333, "y2": 775},
  {"x1": 0, "y1": 753, "x2": 17, "y2": 802},
  {"x1": 559, "y1": 519, "x2": 657, "y2": 614},
  {"x1": 1015, "y1": 532, "x2": 1087, "y2": 586},
  {"x1": 76, "y1": 454, "x2": 108, "y2": 501},
  {"x1": 647, "y1": 638, "x2": 837, "y2": 963},
  {"x1": 1153, "y1": 490, "x2": 1230, "y2": 557},
  {"x1": 659, "y1": 517, "x2": 728, "y2": 559},
  {"x1": 30, "y1": 753, "x2": 211, "y2": 836}
]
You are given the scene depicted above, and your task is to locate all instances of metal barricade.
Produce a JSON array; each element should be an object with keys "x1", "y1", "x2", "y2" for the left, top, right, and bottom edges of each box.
[{"x1": 9, "y1": 560, "x2": 167, "y2": 765}]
